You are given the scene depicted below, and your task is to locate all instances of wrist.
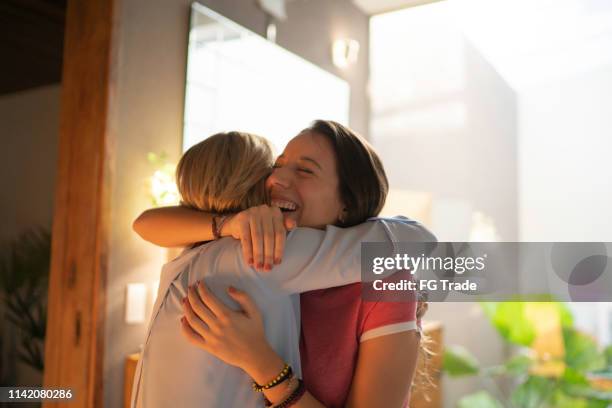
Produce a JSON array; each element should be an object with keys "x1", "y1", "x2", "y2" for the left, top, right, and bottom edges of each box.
[
  {"x1": 219, "y1": 214, "x2": 235, "y2": 238},
  {"x1": 244, "y1": 345, "x2": 285, "y2": 385},
  {"x1": 212, "y1": 214, "x2": 235, "y2": 239}
]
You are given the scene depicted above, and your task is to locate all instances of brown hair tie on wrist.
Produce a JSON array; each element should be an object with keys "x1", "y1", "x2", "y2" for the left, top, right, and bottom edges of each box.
[
  {"x1": 274, "y1": 379, "x2": 306, "y2": 408},
  {"x1": 212, "y1": 214, "x2": 233, "y2": 240}
]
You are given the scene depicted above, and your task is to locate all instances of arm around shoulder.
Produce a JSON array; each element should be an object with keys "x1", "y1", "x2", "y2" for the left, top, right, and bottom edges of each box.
[
  {"x1": 262, "y1": 217, "x2": 436, "y2": 294},
  {"x1": 132, "y1": 206, "x2": 215, "y2": 247}
]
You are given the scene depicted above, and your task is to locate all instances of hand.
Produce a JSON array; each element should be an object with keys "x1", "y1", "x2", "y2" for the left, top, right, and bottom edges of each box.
[
  {"x1": 180, "y1": 281, "x2": 282, "y2": 377},
  {"x1": 416, "y1": 301, "x2": 428, "y2": 320},
  {"x1": 223, "y1": 205, "x2": 296, "y2": 272}
]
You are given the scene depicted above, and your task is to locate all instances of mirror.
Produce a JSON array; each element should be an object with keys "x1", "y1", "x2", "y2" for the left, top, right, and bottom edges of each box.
[{"x1": 183, "y1": 3, "x2": 350, "y2": 152}]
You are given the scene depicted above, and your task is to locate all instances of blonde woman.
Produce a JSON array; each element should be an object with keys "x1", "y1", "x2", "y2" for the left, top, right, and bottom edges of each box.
[{"x1": 133, "y1": 126, "x2": 434, "y2": 407}]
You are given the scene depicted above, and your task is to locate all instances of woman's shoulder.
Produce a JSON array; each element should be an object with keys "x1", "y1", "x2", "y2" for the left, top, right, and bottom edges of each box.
[
  {"x1": 301, "y1": 282, "x2": 362, "y2": 300},
  {"x1": 301, "y1": 283, "x2": 417, "y2": 340},
  {"x1": 162, "y1": 238, "x2": 235, "y2": 269},
  {"x1": 367, "y1": 215, "x2": 417, "y2": 223},
  {"x1": 366, "y1": 215, "x2": 437, "y2": 243}
]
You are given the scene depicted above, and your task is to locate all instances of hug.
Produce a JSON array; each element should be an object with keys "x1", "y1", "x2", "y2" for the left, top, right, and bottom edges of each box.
[{"x1": 131, "y1": 120, "x2": 435, "y2": 407}]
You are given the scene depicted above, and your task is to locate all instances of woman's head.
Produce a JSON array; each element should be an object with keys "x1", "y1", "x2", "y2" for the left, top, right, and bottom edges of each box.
[
  {"x1": 266, "y1": 120, "x2": 388, "y2": 229},
  {"x1": 177, "y1": 131, "x2": 274, "y2": 213}
]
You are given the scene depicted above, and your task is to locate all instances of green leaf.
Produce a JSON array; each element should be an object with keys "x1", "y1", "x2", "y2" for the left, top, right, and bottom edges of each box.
[
  {"x1": 147, "y1": 152, "x2": 158, "y2": 164},
  {"x1": 557, "y1": 303, "x2": 574, "y2": 328},
  {"x1": 480, "y1": 302, "x2": 498, "y2": 319},
  {"x1": 511, "y1": 376, "x2": 555, "y2": 408},
  {"x1": 443, "y1": 345, "x2": 479, "y2": 377},
  {"x1": 457, "y1": 391, "x2": 503, "y2": 408},
  {"x1": 604, "y1": 345, "x2": 612, "y2": 367},
  {"x1": 551, "y1": 389, "x2": 610, "y2": 408},
  {"x1": 561, "y1": 367, "x2": 589, "y2": 386},
  {"x1": 504, "y1": 354, "x2": 533, "y2": 375},
  {"x1": 561, "y1": 382, "x2": 612, "y2": 403},
  {"x1": 490, "y1": 302, "x2": 536, "y2": 346},
  {"x1": 563, "y1": 328, "x2": 606, "y2": 372},
  {"x1": 482, "y1": 301, "x2": 573, "y2": 346}
]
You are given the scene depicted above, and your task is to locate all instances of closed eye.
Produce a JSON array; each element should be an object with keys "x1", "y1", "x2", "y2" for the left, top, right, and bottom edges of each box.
[{"x1": 298, "y1": 167, "x2": 314, "y2": 174}]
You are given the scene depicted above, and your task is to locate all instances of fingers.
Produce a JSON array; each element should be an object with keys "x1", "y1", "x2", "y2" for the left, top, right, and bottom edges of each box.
[
  {"x1": 272, "y1": 208, "x2": 285, "y2": 265},
  {"x1": 183, "y1": 297, "x2": 212, "y2": 336},
  {"x1": 227, "y1": 286, "x2": 260, "y2": 319},
  {"x1": 235, "y1": 205, "x2": 287, "y2": 271},
  {"x1": 284, "y1": 217, "x2": 296, "y2": 231},
  {"x1": 180, "y1": 316, "x2": 210, "y2": 350},
  {"x1": 237, "y1": 219, "x2": 253, "y2": 266},
  {"x1": 195, "y1": 281, "x2": 231, "y2": 322},
  {"x1": 186, "y1": 285, "x2": 217, "y2": 329},
  {"x1": 262, "y1": 211, "x2": 275, "y2": 271},
  {"x1": 250, "y1": 210, "x2": 264, "y2": 270}
]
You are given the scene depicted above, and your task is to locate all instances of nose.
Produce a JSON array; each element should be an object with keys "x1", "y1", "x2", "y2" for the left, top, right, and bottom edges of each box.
[{"x1": 267, "y1": 165, "x2": 293, "y2": 189}]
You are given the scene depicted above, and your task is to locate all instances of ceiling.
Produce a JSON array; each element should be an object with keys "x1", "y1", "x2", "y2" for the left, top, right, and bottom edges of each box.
[
  {"x1": 0, "y1": 0, "x2": 66, "y2": 96},
  {"x1": 352, "y1": 0, "x2": 442, "y2": 15}
]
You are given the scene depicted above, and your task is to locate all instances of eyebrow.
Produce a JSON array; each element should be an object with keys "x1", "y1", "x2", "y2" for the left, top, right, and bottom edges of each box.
[
  {"x1": 299, "y1": 156, "x2": 322, "y2": 170},
  {"x1": 276, "y1": 154, "x2": 323, "y2": 170}
]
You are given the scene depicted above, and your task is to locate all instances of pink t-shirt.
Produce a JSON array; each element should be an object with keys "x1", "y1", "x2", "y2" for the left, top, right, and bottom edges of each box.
[{"x1": 299, "y1": 283, "x2": 418, "y2": 408}]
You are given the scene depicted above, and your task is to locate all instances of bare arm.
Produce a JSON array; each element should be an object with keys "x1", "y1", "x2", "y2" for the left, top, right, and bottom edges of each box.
[
  {"x1": 345, "y1": 331, "x2": 420, "y2": 408},
  {"x1": 133, "y1": 206, "x2": 215, "y2": 247},
  {"x1": 133, "y1": 205, "x2": 294, "y2": 271}
]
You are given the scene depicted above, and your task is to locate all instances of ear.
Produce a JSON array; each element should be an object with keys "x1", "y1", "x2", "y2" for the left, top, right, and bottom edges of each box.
[{"x1": 338, "y1": 207, "x2": 348, "y2": 224}]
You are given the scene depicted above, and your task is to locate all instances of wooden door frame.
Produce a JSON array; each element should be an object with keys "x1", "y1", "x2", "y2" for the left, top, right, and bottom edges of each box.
[{"x1": 43, "y1": 0, "x2": 117, "y2": 406}]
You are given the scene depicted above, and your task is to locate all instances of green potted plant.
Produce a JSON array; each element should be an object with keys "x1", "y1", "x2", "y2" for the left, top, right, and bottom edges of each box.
[
  {"x1": 443, "y1": 302, "x2": 612, "y2": 407},
  {"x1": 0, "y1": 228, "x2": 51, "y2": 384}
]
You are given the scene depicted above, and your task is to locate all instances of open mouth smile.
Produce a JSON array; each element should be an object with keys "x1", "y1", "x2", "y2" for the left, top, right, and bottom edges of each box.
[{"x1": 271, "y1": 199, "x2": 298, "y2": 213}]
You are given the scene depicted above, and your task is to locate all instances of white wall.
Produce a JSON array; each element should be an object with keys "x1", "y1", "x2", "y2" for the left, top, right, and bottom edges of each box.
[{"x1": 518, "y1": 64, "x2": 612, "y2": 242}]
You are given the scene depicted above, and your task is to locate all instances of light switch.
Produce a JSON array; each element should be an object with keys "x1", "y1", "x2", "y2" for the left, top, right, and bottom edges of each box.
[{"x1": 126, "y1": 283, "x2": 147, "y2": 324}]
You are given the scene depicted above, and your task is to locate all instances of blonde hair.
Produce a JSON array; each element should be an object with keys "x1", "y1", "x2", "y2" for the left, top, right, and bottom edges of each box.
[{"x1": 176, "y1": 131, "x2": 274, "y2": 213}]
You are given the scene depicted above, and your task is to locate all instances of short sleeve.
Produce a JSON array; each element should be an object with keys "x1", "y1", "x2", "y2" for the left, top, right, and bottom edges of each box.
[{"x1": 359, "y1": 299, "x2": 418, "y2": 343}]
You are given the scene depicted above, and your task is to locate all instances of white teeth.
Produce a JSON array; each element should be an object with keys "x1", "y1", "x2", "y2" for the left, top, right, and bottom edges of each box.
[{"x1": 271, "y1": 199, "x2": 297, "y2": 211}]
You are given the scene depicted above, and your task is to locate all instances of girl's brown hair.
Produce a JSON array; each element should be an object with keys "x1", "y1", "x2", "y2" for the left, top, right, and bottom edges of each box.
[
  {"x1": 301, "y1": 120, "x2": 389, "y2": 227},
  {"x1": 176, "y1": 131, "x2": 274, "y2": 213}
]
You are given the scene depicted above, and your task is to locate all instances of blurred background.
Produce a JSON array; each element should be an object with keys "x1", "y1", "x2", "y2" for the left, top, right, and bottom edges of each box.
[{"x1": 1, "y1": 0, "x2": 611, "y2": 406}]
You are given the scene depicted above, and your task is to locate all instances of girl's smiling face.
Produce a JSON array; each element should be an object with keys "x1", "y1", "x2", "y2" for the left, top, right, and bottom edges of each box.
[{"x1": 266, "y1": 131, "x2": 345, "y2": 229}]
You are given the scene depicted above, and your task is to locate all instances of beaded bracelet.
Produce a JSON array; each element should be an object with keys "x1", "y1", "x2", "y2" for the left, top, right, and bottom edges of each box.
[
  {"x1": 252, "y1": 364, "x2": 293, "y2": 392},
  {"x1": 263, "y1": 376, "x2": 297, "y2": 407}
]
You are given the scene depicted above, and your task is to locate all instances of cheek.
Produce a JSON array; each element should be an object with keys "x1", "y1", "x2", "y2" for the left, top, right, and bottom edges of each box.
[
  {"x1": 318, "y1": 183, "x2": 342, "y2": 209},
  {"x1": 304, "y1": 185, "x2": 342, "y2": 217}
]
